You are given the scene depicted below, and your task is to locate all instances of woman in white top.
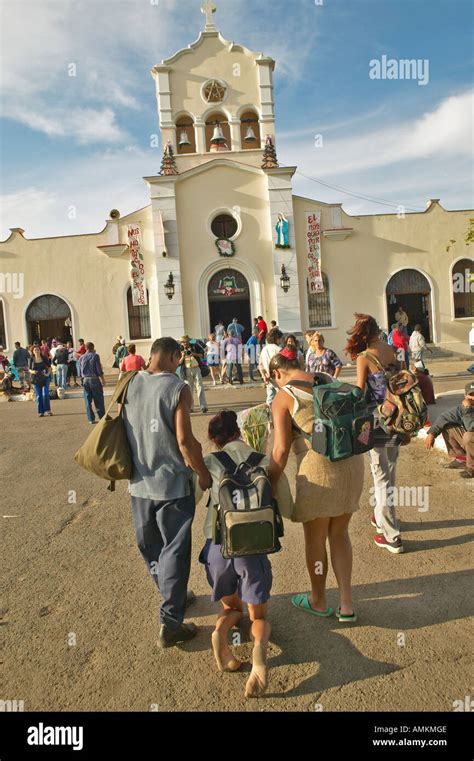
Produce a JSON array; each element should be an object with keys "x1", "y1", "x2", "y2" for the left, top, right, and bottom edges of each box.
[{"x1": 206, "y1": 332, "x2": 220, "y2": 386}]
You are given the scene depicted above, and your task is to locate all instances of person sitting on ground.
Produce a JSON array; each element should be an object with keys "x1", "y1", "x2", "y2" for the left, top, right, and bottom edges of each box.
[
  {"x1": 410, "y1": 362, "x2": 436, "y2": 406},
  {"x1": 120, "y1": 343, "x2": 146, "y2": 373},
  {"x1": 425, "y1": 381, "x2": 474, "y2": 479},
  {"x1": 305, "y1": 332, "x2": 343, "y2": 378},
  {"x1": 195, "y1": 410, "x2": 272, "y2": 698},
  {"x1": 0, "y1": 353, "x2": 13, "y2": 400}
]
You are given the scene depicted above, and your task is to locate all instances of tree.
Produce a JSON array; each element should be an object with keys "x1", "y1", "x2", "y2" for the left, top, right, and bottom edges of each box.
[
  {"x1": 159, "y1": 140, "x2": 179, "y2": 176},
  {"x1": 261, "y1": 134, "x2": 279, "y2": 169}
]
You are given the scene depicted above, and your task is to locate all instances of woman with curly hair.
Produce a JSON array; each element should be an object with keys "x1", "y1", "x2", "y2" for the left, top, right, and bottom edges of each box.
[{"x1": 345, "y1": 313, "x2": 406, "y2": 554}]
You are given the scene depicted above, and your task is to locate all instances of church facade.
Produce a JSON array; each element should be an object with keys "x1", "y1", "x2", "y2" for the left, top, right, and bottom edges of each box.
[{"x1": 0, "y1": 4, "x2": 472, "y2": 363}]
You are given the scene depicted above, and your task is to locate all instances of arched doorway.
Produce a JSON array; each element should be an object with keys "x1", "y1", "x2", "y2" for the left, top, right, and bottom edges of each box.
[
  {"x1": 208, "y1": 269, "x2": 251, "y2": 341},
  {"x1": 386, "y1": 269, "x2": 432, "y2": 341},
  {"x1": 26, "y1": 295, "x2": 73, "y2": 344}
]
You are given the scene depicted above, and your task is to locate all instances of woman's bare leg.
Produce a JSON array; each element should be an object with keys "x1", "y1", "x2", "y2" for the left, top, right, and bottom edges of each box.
[
  {"x1": 245, "y1": 603, "x2": 271, "y2": 698},
  {"x1": 302, "y1": 517, "x2": 330, "y2": 611},
  {"x1": 212, "y1": 594, "x2": 243, "y2": 672},
  {"x1": 328, "y1": 513, "x2": 354, "y2": 615}
]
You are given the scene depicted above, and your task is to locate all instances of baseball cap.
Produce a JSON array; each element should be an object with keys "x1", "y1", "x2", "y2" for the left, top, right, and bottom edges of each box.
[{"x1": 465, "y1": 381, "x2": 474, "y2": 396}]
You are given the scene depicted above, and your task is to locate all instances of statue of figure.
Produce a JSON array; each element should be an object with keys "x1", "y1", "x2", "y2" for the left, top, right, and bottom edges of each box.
[{"x1": 276, "y1": 213, "x2": 289, "y2": 248}]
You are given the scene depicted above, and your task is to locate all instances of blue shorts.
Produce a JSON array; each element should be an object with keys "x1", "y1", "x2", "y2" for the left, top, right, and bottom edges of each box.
[{"x1": 199, "y1": 539, "x2": 272, "y2": 605}]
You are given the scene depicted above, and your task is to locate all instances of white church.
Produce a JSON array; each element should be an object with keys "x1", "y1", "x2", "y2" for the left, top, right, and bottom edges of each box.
[{"x1": 0, "y1": 1, "x2": 472, "y2": 363}]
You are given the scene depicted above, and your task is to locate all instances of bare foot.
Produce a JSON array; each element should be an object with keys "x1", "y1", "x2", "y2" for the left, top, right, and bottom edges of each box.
[
  {"x1": 211, "y1": 631, "x2": 242, "y2": 673},
  {"x1": 245, "y1": 643, "x2": 268, "y2": 698}
]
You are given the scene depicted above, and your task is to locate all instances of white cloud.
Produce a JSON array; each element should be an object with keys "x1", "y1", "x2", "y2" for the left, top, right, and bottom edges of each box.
[{"x1": 282, "y1": 90, "x2": 474, "y2": 178}]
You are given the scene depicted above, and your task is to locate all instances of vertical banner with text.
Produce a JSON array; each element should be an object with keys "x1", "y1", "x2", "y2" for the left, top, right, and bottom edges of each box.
[
  {"x1": 306, "y1": 211, "x2": 324, "y2": 293},
  {"x1": 128, "y1": 224, "x2": 147, "y2": 306}
]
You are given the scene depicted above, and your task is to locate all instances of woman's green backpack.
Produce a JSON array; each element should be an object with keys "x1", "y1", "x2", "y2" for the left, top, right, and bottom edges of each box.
[{"x1": 290, "y1": 377, "x2": 375, "y2": 461}]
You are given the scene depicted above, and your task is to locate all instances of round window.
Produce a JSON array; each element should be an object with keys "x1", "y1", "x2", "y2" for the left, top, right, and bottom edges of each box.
[{"x1": 211, "y1": 214, "x2": 238, "y2": 239}]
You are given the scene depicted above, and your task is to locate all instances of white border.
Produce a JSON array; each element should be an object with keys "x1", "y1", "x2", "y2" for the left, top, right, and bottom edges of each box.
[
  {"x1": 198, "y1": 258, "x2": 263, "y2": 339},
  {"x1": 383, "y1": 266, "x2": 438, "y2": 343}
]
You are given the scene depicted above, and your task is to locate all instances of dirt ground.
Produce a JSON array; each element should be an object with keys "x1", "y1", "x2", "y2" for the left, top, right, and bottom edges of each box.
[{"x1": 1, "y1": 383, "x2": 473, "y2": 712}]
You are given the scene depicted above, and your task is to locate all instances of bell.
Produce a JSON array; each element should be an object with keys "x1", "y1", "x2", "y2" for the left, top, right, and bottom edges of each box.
[
  {"x1": 178, "y1": 129, "x2": 191, "y2": 146},
  {"x1": 210, "y1": 122, "x2": 226, "y2": 144},
  {"x1": 244, "y1": 124, "x2": 257, "y2": 142}
]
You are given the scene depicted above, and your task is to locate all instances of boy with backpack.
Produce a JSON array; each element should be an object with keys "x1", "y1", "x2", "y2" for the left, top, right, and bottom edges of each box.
[{"x1": 195, "y1": 410, "x2": 281, "y2": 699}]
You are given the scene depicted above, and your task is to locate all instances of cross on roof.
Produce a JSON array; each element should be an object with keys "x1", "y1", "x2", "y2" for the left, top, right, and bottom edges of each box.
[{"x1": 201, "y1": 1, "x2": 217, "y2": 30}]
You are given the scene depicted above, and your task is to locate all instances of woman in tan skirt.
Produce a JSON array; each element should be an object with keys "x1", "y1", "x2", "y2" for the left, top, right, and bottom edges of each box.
[{"x1": 268, "y1": 350, "x2": 364, "y2": 622}]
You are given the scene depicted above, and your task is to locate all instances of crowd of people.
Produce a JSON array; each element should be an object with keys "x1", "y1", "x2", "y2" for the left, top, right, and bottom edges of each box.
[
  {"x1": 2, "y1": 311, "x2": 473, "y2": 699},
  {"x1": 111, "y1": 314, "x2": 473, "y2": 699}
]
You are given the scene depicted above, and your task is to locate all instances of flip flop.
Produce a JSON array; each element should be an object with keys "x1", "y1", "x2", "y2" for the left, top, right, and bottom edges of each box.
[
  {"x1": 291, "y1": 593, "x2": 333, "y2": 617},
  {"x1": 336, "y1": 606, "x2": 357, "y2": 623}
]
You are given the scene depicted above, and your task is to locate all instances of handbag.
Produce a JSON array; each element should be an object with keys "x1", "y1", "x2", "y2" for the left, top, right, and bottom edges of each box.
[{"x1": 74, "y1": 372, "x2": 138, "y2": 491}]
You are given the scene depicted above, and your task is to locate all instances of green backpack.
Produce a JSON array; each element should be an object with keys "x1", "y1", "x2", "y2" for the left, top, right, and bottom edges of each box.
[
  {"x1": 290, "y1": 376, "x2": 375, "y2": 461},
  {"x1": 74, "y1": 372, "x2": 138, "y2": 491}
]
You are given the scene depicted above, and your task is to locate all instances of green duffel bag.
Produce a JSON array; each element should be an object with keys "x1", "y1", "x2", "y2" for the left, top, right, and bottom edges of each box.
[{"x1": 74, "y1": 371, "x2": 138, "y2": 491}]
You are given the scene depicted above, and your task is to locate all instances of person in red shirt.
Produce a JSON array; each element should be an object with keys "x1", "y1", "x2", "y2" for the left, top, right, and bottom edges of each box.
[
  {"x1": 76, "y1": 338, "x2": 87, "y2": 386},
  {"x1": 120, "y1": 344, "x2": 146, "y2": 373},
  {"x1": 257, "y1": 316, "x2": 268, "y2": 348},
  {"x1": 391, "y1": 323, "x2": 409, "y2": 366}
]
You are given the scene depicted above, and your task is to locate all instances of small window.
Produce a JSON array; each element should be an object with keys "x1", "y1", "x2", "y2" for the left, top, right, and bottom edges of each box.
[
  {"x1": 127, "y1": 288, "x2": 151, "y2": 340},
  {"x1": 452, "y1": 258, "x2": 474, "y2": 318},
  {"x1": 211, "y1": 214, "x2": 238, "y2": 239},
  {"x1": 307, "y1": 273, "x2": 332, "y2": 328}
]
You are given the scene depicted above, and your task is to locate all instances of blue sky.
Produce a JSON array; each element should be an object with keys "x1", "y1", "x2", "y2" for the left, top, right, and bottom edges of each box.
[{"x1": 0, "y1": 0, "x2": 472, "y2": 239}]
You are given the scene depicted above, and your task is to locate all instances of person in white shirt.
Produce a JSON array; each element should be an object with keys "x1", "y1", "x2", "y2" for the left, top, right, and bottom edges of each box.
[
  {"x1": 468, "y1": 322, "x2": 474, "y2": 374},
  {"x1": 206, "y1": 332, "x2": 220, "y2": 386},
  {"x1": 258, "y1": 328, "x2": 283, "y2": 405},
  {"x1": 408, "y1": 324, "x2": 432, "y2": 366}
]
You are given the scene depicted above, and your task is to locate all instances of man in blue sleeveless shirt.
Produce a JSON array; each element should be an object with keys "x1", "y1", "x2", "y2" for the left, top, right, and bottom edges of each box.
[{"x1": 123, "y1": 337, "x2": 212, "y2": 647}]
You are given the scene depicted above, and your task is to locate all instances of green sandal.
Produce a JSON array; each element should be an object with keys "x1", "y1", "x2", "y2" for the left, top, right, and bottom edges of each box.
[
  {"x1": 336, "y1": 606, "x2": 357, "y2": 623},
  {"x1": 291, "y1": 593, "x2": 333, "y2": 617}
]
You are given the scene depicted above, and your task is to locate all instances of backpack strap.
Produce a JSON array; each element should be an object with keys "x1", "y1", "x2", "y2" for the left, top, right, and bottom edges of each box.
[
  {"x1": 212, "y1": 451, "x2": 237, "y2": 472},
  {"x1": 246, "y1": 452, "x2": 265, "y2": 468},
  {"x1": 359, "y1": 350, "x2": 385, "y2": 373}
]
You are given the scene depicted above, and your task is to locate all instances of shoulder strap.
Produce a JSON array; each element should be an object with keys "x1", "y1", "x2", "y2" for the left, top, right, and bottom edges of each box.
[
  {"x1": 246, "y1": 452, "x2": 265, "y2": 468},
  {"x1": 212, "y1": 451, "x2": 237, "y2": 472},
  {"x1": 359, "y1": 350, "x2": 385, "y2": 373},
  {"x1": 287, "y1": 379, "x2": 314, "y2": 390},
  {"x1": 105, "y1": 371, "x2": 139, "y2": 416}
]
